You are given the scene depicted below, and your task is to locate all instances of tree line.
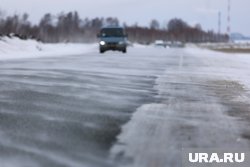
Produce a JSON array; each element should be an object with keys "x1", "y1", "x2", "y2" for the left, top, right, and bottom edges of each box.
[{"x1": 0, "y1": 11, "x2": 228, "y2": 43}]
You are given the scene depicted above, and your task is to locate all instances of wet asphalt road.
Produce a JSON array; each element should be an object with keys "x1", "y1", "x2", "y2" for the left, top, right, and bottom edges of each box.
[
  {"x1": 0, "y1": 47, "x2": 250, "y2": 167},
  {"x1": 0, "y1": 47, "x2": 169, "y2": 167}
]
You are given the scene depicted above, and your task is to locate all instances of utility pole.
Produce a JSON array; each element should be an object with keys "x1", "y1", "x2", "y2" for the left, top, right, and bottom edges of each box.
[
  {"x1": 218, "y1": 11, "x2": 221, "y2": 42},
  {"x1": 218, "y1": 11, "x2": 221, "y2": 34},
  {"x1": 227, "y1": 0, "x2": 231, "y2": 40}
]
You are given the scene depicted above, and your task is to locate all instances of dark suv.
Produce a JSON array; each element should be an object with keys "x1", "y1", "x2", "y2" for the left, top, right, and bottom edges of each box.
[{"x1": 97, "y1": 27, "x2": 128, "y2": 53}]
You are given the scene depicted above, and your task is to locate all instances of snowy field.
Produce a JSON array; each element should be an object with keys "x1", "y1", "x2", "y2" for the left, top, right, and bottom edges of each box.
[
  {"x1": 197, "y1": 42, "x2": 250, "y2": 50},
  {"x1": 0, "y1": 38, "x2": 250, "y2": 167}
]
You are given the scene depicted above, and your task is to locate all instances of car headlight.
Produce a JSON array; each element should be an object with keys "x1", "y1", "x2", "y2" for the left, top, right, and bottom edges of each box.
[{"x1": 100, "y1": 41, "x2": 106, "y2": 45}]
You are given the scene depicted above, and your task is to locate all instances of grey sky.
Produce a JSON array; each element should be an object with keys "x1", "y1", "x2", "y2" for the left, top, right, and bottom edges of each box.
[{"x1": 1, "y1": 0, "x2": 249, "y2": 35}]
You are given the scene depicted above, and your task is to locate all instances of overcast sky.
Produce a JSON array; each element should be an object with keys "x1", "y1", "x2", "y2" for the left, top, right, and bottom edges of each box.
[{"x1": 1, "y1": 0, "x2": 249, "y2": 36}]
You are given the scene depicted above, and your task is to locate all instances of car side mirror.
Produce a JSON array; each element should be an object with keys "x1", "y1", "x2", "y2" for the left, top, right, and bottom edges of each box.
[
  {"x1": 124, "y1": 34, "x2": 128, "y2": 38},
  {"x1": 97, "y1": 33, "x2": 100, "y2": 38}
]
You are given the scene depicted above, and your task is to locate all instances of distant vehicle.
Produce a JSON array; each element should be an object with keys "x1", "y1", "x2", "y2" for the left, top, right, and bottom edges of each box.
[
  {"x1": 97, "y1": 27, "x2": 128, "y2": 53},
  {"x1": 154, "y1": 40, "x2": 185, "y2": 48},
  {"x1": 154, "y1": 40, "x2": 167, "y2": 48}
]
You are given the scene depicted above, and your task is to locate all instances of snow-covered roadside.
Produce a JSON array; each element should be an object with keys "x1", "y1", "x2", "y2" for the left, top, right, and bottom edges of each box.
[
  {"x1": 0, "y1": 37, "x2": 97, "y2": 60},
  {"x1": 110, "y1": 47, "x2": 250, "y2": 167},
  {"x1": 184, "y1": 47, "x2": 250, "y2": 91}
]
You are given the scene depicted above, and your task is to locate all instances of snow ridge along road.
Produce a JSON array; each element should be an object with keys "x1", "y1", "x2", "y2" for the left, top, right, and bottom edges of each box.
[
  {"x1": 111, "y1": 48, "x2": 250, "y2": 167},
  {"x1": 0, "y1": 37, "x2": 96, "y2": 60}
]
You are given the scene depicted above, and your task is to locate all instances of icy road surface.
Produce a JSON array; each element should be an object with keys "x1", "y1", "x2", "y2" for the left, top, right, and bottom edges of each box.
[{"x1": 0, "y1": 46, "x2": 250, "y2": 167}]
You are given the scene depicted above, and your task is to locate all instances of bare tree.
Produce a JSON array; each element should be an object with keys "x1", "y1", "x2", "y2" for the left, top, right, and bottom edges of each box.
[
  {"x1": 150, "y1": 19, "x2": 160, "y2": 30},
  {"x1": 0, "y1": 12, "x2": 229, "y2": 43}
]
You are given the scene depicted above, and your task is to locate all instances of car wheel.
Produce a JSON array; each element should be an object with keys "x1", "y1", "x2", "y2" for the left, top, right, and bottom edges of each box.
[
  {"x1": 100, "y1": 49, "x2": 105, "y2": 54},
  {"x1": 122, "y1": 48, "x2": 127, "y2": 53}
]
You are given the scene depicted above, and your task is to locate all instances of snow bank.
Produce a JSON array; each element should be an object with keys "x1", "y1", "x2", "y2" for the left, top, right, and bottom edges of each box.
[
  {"x1": 132, "y1": 43, "x2": 149, "y2": 48},
  {"x1": 197, "y1": 42, "x2": 250, "y2": 50},
  {"x1": 0, "y1": 37, "x2": 97, "y2": 60},
  {"x1": 184, "y1": 47, "x2": 250, "y2": 90}
]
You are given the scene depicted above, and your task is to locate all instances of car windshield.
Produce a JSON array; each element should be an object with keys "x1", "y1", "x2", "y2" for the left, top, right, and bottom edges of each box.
[{"x1": 100, "y1": 28, "x2": 124, "y2": 37}]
